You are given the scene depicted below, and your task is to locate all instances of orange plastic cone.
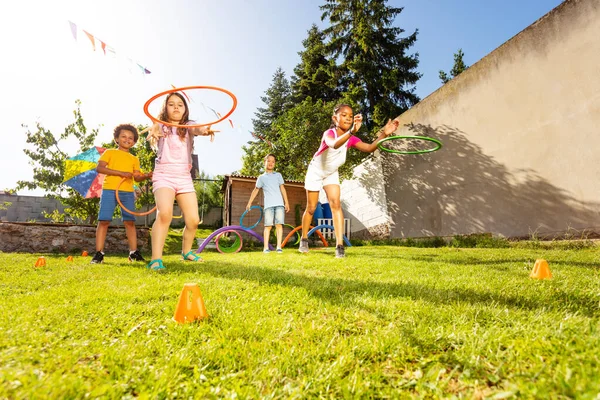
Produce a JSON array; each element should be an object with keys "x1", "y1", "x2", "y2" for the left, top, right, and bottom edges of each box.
[
  {"x1": 34, "y1": 257, "x2": 46, "y2": 267},
  {"x1": 530, "y1": 259, "x2": 552, "y2": 279},
  {"x1": 66, "y1": 255, "x2": 74, "y2": 262},
  {"x1": 173, "y1": 283, "x2": 209, "y2": 323},
  {"x1": 82, "y1": 251, "x2": 88, "y2": 257}
]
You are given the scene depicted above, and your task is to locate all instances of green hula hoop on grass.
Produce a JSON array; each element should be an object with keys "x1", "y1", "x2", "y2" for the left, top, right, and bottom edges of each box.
[
  {"x1": 378, "y1": 135, "x2": 442, "y2": 155},
  {"x1": 215, "y1": 230, "x2": 243, "y2": 254}
]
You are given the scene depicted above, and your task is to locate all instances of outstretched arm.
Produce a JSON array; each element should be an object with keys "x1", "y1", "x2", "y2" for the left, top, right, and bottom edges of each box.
[
  {"x1": 189, "y1": 125, "x2": 218, "y2": 142},
  {"x1": 134, "y1": 171, "x2": 153, "y2": 182},
  {"x1": 354, "y1": 118, "x2": 400, "y2": 153}
]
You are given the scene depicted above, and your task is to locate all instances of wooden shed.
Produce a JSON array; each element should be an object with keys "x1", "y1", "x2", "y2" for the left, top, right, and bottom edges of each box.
[{"x1": 221, "y1": 174, "x2": 306, "y2": 238}]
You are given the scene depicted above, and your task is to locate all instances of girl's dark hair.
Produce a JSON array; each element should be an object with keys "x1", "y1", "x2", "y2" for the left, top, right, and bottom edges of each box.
[
  {"x1": 113, "y1": 124, "x2": 138, "y2": 142},
  {"x1": 329, "y1": 103, "x2": 353, "y2": 129},
  {"x1": 158, "y1": 92, "x2": 190, "y2": 140},
  {"x1": 264, "y1": 153, "x2": 276, "y2": 162}
]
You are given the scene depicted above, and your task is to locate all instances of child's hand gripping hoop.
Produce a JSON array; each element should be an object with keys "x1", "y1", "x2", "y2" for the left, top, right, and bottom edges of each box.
[
  {"x1": 377, "y1": 136, "x2": 443, "y2": 155},
  {"x1": 116, "y1": 177, "x2": 157, "y2": 217},
  {"x1": 239, "y1": 205, "x2": 263, "y2": 229},
  {"x1": 143, "y1": 86, "x2": 238, "y2": 128}
]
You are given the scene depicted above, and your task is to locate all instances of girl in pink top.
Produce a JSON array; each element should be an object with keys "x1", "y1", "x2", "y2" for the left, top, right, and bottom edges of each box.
[
  {"x1": 146, "y1": 92, "x2": 216, "y2": 271},
  {"x1": 299, "y1": 104, "x2": 399, "y2": 258}
]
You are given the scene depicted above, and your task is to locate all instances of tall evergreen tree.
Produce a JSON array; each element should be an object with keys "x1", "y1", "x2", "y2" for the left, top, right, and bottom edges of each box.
[
  {"x1": 291, "y1": 24, "x2": 341, "y2": 103},
  {"x1": 242, "y1": 68, "x2": 293, "y2": 176},
  {"x1": 252, "y1": 67, "x2": 292, "y2": 139},
  {"x1": 439, "y1": 48, "x2": 469, "y2": 84},
  {"x1": 320, "y1": 0, "x2": 420, "y2": 130}
]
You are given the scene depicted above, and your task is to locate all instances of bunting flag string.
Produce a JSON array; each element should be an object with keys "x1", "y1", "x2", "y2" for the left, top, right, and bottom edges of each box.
[
  {"x1": 249, "y1": 130, "x2": 275, "y2": 149},
  {"x1": 68, "y1": 20, "x2": 151, "y2": 75}
]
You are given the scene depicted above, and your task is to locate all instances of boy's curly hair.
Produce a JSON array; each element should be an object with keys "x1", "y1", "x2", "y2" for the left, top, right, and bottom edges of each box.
[{"x1": 113, "y1": 124, "x2": 139, "y2": 143}]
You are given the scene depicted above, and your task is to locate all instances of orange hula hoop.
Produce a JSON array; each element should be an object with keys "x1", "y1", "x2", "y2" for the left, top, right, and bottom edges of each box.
[
  {"x1": 143, "y1": 86, "x2": 237, "y2": 129},
  {"x1": 116, "y1": 178, "x2": 157, "y2": 217},
  {"x1": 282, "y1": 225, "x2": 329, "y2": 248}
]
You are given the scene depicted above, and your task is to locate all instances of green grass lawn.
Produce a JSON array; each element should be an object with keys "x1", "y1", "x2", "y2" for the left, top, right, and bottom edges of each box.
[{"x1": 1, "y1": 245, "x2": 599, "y2": 398}]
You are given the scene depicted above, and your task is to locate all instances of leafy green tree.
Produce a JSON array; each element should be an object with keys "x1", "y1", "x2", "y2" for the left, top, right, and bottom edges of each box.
[
  {"x1": 291, "y1": 24, "x2": 341, "y2": 103},
  {"x1": 320, "y1": 0, "x2": 420, "y2": 130},
  {"x1": 243, "y1": 97, "x2": 365, "y2": 181},
  {"x1": 16, "y1": 100, "x2": 101, "y2": 224},
  {"x1": 439, "y1": 48, "x2": 469, "y2": 84}
]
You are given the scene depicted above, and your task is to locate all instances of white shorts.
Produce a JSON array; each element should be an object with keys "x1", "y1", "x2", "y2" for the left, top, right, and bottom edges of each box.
[{"x1": 304, "y1": 165, "x2": 339, "y2": 192}]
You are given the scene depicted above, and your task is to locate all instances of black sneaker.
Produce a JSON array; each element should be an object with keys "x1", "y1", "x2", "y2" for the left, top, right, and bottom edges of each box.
[
  {"x1": 299, "y1": 238, "x2": 309, "y2": 253},
  {"x1": 128, "y1": 250, "x2": 145, "y2": 262},
  {"x1": 91, "y1": 251, "x2": 104, "y2": 264},
  {"x1": 335, "y1": 245, "x2": 345, "y2": 258}
]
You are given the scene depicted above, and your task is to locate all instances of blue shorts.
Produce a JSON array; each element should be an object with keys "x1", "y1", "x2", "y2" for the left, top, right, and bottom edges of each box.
[
  {"x1": 98, "y1": 189, "x2": 136, "y2": 222},
  {"x1": 264, "y1": 206, "x2": 284, "y2": 227}
]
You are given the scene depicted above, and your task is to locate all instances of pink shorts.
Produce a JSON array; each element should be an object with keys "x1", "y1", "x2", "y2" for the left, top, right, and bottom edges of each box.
[{"x1": 152, "y1": 164, "x2": 195, "y2": 195}]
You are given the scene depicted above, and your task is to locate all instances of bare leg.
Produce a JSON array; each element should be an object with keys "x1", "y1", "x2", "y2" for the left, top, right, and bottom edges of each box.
[
  {"x1": 95, "y1": 221, "x2": 110, "y2": 252},
  {"x1": 275, "y1": 224, "x2": 283, "y2": 249},
  {"x1": 301, "y1": 190, "x2": 320, "y2": 238},
  {"x1": 123, "y1": 220, "x2": 137, "y2": 251},
  {"x1": 323, "y1": 184, "x2": 344, "y2": 247},
  {"x1": 176, "y1": 191, "x2": 200, "y2": 258},
  {"x1": 151, "y1": 188, "x2": 176, "y2": 261},
  {"x1": 263, "y1": 226, "x2": 272, "y2": 250}
]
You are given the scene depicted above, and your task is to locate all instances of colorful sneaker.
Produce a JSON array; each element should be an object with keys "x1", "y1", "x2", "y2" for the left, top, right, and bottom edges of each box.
[
  {"x1": 298, "y1": 238, "x2": 309, "y2": 253},
  {"x1": 335, "y1": 245, "x2": 345, "y2": 258},
  {"x1": 90, "y1": 251, "x2": 104, "y2": 264},
  {"x1": 276, "y1": 248, "x2": 283, "y2": 253},
  {"x1": 128, "y1": 250, "x2": 145, "y2": 262},
  {"x1": 263, "y1": 249, "x2": 271, "y2": 253}
]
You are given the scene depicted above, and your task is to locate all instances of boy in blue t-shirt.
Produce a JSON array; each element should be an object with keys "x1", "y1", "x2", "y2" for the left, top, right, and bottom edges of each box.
[{"x1": 246, "y1": 154, "x2": 290, "y2": 253}]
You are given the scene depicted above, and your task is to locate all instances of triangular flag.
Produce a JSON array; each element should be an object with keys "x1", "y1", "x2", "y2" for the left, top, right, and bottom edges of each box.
[
  {"x1": 68, "y1": 21, "x2": 77, "y2": 40},
  {"x1": 106, "y1": 45, "x2": 116, "y2": 58},
  {"x1": 100, "y1": 40, "x2": 107, "y2": 55},
  {"x1": 83, "y1": 30, "x2": 96, "y2": 51}
]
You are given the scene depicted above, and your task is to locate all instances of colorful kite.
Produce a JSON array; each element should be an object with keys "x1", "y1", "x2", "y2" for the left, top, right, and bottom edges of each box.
[{"x1": 63, "y1": 147, "x2": 106, "y2": 198}]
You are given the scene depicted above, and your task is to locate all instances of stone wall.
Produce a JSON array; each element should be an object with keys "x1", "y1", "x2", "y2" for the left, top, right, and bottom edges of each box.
[
  {"x1": 0, "y1": 222, "x2": 150, "y2": 254},
  {"x1": 0, "y1": 193, "x2": 222, "y2": 227}
]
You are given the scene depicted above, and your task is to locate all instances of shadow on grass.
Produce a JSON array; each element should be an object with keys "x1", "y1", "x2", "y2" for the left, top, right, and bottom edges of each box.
[{"x1": 167, "y1": 260, "x2": 600, "y2": 317}]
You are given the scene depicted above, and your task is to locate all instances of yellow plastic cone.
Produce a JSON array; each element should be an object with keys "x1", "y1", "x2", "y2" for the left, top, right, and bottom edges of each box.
[
  {"x1": 173, "y1": 283, "x2": 209, "y2": 323},
  {"x1": 34, "y1": 257, "x2": 46, "y2": 268},
  {"x1": 530, "y1": 259, "x2": 552, "y2": 279}
]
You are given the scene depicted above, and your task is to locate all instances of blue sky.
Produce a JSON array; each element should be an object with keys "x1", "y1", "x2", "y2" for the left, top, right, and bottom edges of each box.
[{"x1": 0, "y1": 0, "x2": 563, "y2": 195}]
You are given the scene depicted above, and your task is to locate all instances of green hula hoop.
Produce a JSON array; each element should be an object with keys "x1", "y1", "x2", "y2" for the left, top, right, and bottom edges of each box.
[
  {"x1": 378, "y1": 135, "x2": 442, "y2": 155},
  {"x1": 215, "y1": 230, "x2": 243, "y2": 254}
]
